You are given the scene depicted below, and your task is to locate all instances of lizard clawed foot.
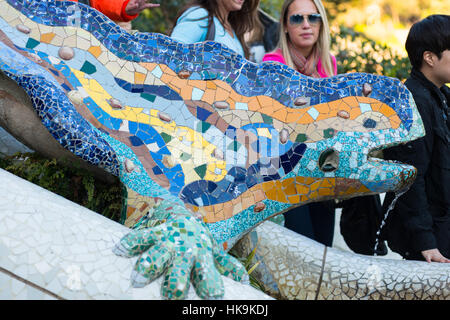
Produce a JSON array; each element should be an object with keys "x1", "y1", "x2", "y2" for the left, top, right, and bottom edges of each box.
[{"x1": 113, "y1": 203, "x2": 248, "y2": 299}]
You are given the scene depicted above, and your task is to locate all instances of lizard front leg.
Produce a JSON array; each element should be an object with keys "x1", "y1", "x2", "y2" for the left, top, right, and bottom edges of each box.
[{"x1": 113, "y1": 200, "x2": 248, "y2": 299}]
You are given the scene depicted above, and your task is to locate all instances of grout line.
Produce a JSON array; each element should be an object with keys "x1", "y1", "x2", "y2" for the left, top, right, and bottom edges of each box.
[
  {"x1": 314, "y1": 245, "x2": 327, "y2": 300},
  {"x1": 0, "y1": 265, "x2": 66, "y2": 300}
]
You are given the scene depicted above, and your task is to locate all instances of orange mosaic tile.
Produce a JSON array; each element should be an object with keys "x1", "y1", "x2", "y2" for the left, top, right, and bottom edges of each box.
[
  {"x1": 88, "y1": 45, "x2": 102, "y2": 58},
  {"x1": 40, "y1": 32, "x2": 55, "y2": 43}
]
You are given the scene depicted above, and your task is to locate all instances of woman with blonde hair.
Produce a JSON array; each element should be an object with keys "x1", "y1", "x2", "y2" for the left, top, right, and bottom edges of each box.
[
  {"x1": 263, "y1": 0, "x2": 337, "y2": 77},
  {"x1": 263, "y1": 0, "x2": 337, "y2": 246}
]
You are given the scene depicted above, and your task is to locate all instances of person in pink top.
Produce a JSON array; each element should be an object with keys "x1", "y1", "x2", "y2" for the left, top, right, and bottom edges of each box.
[
  {"x1": 263, "y1": 0, "x2": 337, "y2": 246},
  {"x1": 263, "y1": 0, "x2": 337, "y2": 78}
]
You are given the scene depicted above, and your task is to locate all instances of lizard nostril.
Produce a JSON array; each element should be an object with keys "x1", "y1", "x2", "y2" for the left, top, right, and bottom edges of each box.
[{"x1": 318, "y1": 148, "x2": 339, "y2": 172}]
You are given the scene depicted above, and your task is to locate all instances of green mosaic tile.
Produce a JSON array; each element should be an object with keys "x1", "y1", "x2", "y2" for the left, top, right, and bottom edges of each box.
[
  {"x1": 194, "y1": 164, "x2": 207, "y2": 179},
  {"x1": 160, "y1": 132, "x2": 172, "y2": 144},
  {"x1": 80, "y1": 61, "x2": 97, "y2": 75},
  {"x1": 25, "y1": 38, "x2": 40, "y2": 49},
  {"x1": 141, "y1": 93, "x2": 156, "y2": 102},
  {"x1": 261, "y1": 113, "x2": 273, "y2": 125},
  {"x1": 296, "y1": 133, "x2": 308, "y2": 142}
]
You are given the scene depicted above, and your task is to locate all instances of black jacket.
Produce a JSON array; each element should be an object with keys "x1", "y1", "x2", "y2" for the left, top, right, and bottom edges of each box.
[{"x1": 382, "y1": 68, "x2": 450, "y2": 259}]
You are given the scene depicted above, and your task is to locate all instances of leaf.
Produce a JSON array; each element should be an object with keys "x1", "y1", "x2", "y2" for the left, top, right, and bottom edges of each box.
[{"x1": 247, "y1": 260, "x2": 261, "y2": 276}]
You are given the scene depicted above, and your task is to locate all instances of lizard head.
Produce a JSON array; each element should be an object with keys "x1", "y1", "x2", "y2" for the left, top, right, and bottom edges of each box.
[
  {"x1": 285, "y1": 81, "x2": 424, "y2": 203},
  {"x1": 181, "y1": 72, "x2": 425, "y2": 210},
  {"x1": 179, "y1": 70, "x2": 424, "y2": 239}
]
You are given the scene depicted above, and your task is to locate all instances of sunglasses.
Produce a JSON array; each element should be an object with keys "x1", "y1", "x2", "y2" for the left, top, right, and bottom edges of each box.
[{"x1": 289, "y1": 13, "x2": 322, "y2": 25}]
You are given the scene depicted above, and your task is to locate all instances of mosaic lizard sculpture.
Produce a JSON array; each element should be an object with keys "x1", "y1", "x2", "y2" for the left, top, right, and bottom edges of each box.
[{"x1": 1, "y1": 0, "x2": 442, "y2": 300}]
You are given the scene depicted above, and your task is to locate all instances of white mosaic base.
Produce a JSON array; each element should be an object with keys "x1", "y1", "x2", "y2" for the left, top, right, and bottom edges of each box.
[
  {"x1": 235, "y1": 221, "x2": 450, "y2": 300},
  {"x1": 0, "y1": 168, "x2": 272, "y2": 300}
]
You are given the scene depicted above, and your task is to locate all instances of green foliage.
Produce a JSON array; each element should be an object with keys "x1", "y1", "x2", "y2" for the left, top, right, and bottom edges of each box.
[
  {"x1": 131, "y1": 0, "x2": 185, "y2": 34},
  {"x1": 229, "y1": 242, "x2": 266, "y2": 293},
  {"x1": 0, "y1": 152, "x2": 123, "y2": 222},
  {"x1": 324, "y1": 0, "x2": 354, "y2": 21},
  {"x1": 331, "y1": 25, "x2": 411, "y2": 80},
  {"x1": 259, "y1": 0, "x2": 282, "y2": 20}
]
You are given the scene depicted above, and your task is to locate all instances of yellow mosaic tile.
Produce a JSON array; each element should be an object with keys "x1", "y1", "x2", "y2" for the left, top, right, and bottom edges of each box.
[{"x1": 134, "y1": 71, "x2": 146, "y2": 84}]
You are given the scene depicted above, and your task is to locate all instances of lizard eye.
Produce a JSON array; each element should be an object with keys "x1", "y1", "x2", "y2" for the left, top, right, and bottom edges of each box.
[{"x1": 318, "y1": 148, "x2": 339, "y2": 172}]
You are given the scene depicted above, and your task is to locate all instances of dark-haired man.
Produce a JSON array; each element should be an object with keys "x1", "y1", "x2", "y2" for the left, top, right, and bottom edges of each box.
[{"x1": 383, "y1": 14, "x2": 450, "y2": 263}]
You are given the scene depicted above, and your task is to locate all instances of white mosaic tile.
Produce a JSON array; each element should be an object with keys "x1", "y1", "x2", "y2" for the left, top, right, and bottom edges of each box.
[
  {"x1": 0, "y1": 168, "x2": 272, "y2": 300},
  {"x1": 233, "y1": 221, "x2": 450, "y2": 300}
]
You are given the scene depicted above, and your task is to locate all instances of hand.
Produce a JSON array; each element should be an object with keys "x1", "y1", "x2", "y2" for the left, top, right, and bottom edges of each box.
[
  {"x1": 125, "y1": 0, "x2": 160, "y2": 16},
  {"x1": 421, "y1": 248, "x2": 450, "y2": 263},
  {"x1": 113, "y1": 201, "x2": 248, "y2": 299}
]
